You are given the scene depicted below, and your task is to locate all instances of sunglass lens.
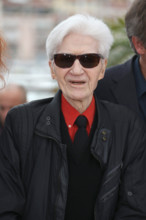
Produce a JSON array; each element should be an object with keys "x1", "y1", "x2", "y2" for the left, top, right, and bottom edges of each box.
[
  {"x1": 54, "y1": 54, "x2": 74, "y2": 68},
  {"x1": 80, "y1": 54, "x2": 100, "y2": 68}
]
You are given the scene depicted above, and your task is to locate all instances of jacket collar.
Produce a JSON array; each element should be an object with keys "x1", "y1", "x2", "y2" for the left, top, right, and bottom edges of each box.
[
  {"x1": 35, "y1": 90, "x2": 62, "y2": 143},
  {"x1": 109, "y1": 55, "x2": 139, "y2": 114},
  {"x1": 35, "y1": 90, "x2": 112, "y2": 168}
]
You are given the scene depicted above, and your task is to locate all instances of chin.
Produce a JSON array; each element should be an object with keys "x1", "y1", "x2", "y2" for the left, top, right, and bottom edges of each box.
[{"x1": 70, "y1": 94, "x2": 87, "y2": 102}]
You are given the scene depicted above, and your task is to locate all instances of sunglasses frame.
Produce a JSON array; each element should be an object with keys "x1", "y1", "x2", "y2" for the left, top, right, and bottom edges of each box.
[{"x1": 53, "y1": 53, "x2": 104, "y2": 69}]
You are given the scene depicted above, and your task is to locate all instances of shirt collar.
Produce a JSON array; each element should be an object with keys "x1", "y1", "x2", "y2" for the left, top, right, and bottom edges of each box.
[
  {"x1": 133, "y1": 57, "x2": 146, "y2": 97},
  {"x1": 61, "y1": 94, "x2": 95, "y2": 128}
]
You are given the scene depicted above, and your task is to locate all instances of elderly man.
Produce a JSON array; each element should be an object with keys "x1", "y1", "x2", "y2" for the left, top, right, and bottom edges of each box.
[
  {"x1": 0, "y1": 84, "x2": 27, "y2": 130},
  {"x1": 0, "y1": 14, "x2": 146, "y2": 220},
  {"x1": 95, "y1": 0, "x2": 146, "y2": 123}
]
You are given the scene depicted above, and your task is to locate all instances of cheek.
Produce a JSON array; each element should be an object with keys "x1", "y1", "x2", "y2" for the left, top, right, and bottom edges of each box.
[
  {"x1": 87, "y1": 75, "x2": 98, "y2": 92},
  {"x1": 54, "y1": 71, "x2": 67, "y2": 88},
  {"x1": 88, "y1": 69, "x2": 103, "y2": 89},
  {"x1": 90, "y1": 70, "x2": 102, "y2": 83},
  {"x1": 51, "y1": 67, "x2": 61, "y2": 81}
]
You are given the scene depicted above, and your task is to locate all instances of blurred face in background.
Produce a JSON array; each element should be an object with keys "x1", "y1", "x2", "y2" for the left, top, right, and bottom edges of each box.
[
  {"x1": 0, "y1": 86, "x2": 26, "y2": 126},
  {"x1": 0, "y1": 34, "x2": 7, "y2": 86}
]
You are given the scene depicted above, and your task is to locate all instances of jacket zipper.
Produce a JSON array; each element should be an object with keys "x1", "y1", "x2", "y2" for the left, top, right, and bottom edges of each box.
[{"x1": 35, "y1": 130, "x2": 67, "y2": 220}]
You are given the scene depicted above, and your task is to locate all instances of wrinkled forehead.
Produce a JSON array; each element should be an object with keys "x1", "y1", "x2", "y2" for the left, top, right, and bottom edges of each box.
[{"x1": 56, "y1": 32, "x2": 99, "y2": 54}]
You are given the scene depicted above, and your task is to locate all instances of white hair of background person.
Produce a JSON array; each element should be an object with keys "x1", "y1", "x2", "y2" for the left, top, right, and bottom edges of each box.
[{"x1": 46, "y1": 14, "x2": 114, "y2": 60}]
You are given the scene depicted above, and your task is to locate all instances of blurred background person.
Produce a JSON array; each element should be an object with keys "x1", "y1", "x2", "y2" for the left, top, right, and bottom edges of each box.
[
  {"x1": 0, "y1": 32, "x2": 9, "y2": 132},
  {"x1": 95, "y1": 0, "x2": 146, "y2": 123},
  {"x1": 0, "y1": 32, "x2": 7, "y2": 87},
  {"x1": 0, "y1": 83, "x2": 27, "y2": 131}
]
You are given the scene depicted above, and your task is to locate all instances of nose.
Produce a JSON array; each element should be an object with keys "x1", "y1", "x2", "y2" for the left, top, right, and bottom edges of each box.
[{"x1": 70, "y1": 59, "x2": 84, "y2": 75}]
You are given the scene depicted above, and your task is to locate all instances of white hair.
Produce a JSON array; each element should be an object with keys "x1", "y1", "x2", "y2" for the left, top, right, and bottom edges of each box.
[{"x1": 46, "y1": 14, "x2": 114, "y2": 60}]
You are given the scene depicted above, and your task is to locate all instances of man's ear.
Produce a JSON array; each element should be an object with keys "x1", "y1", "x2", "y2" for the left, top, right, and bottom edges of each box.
[
  {"x1": 99, "y1": 59, "x2": 107, "y2": 80},
  {"x1": 132, "y1": 36, "x2": 145, "y2": 55},
  {"x1": 49, "y1": 61, "x2": 56, "y2": 80}
]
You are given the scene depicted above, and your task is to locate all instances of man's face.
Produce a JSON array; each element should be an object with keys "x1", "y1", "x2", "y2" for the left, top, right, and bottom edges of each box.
[{"x1": 49, "y1": 33, "x2": 107, "y2": 106}]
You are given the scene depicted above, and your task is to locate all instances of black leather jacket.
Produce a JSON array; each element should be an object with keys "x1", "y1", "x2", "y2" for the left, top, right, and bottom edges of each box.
[{"x1": 0, "y1": 90, "x2": 146, "y2": 220}]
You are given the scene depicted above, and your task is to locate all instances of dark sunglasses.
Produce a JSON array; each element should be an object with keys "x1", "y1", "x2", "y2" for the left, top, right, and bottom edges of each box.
[{"x1": 53, "y1": 53, "x2": 104, "y2": 68}]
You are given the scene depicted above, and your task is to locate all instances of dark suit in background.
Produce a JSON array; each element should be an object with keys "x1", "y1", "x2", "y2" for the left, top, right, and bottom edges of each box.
[
  {"x1": 95, "y1": 55, "x2": 139, "y2": 115},
  {"x1": 95, "y1": 0, "x2": 146, "y2": 124}
]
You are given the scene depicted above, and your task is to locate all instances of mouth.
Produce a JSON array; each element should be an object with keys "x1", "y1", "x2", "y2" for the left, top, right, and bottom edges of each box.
[{"x1": 70, "y1": 80, "x2": 86, "y2": 85}]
